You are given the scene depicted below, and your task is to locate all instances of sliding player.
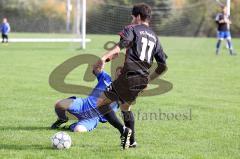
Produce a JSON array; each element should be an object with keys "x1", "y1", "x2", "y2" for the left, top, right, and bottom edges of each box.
[
  {"x1": 95, "y1": 3, "x2": 167, "y2": 150},
  {"x1": 215, "y1": 6, "x2": 236, "y2": 55},
  {"x1": 50, "y1": 63, "x2": 137, "y2": 147}
]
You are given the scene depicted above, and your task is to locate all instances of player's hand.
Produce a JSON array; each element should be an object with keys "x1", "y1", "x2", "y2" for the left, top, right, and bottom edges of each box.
[
  {"x1": 98, "y1": 59, "x2": 105, "y2": 69},
  {"x1": 103, "y1": 53, "x2": 119, "y2": 63},
  {"x1": 111, "y1": 53, "x2": 119, "y2": 61},
  {"x1": 219, "y1": 20, "x2": 225, "y2": 23},
  {"x1": 93, "y1": 59, "x2": 105, "y2": 74}
]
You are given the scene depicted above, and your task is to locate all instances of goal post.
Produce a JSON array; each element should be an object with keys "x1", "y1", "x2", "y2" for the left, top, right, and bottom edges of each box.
[
  {"x1": 81, "y1": 0, "x2": 87, "y2": 49},
  {"x1": 226, "y1": 0, "x2": 231, "y2": 16}
]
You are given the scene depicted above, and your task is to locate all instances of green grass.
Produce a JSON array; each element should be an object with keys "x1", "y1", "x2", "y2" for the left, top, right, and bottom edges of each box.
[{"x1": 0, "y1": 34, "x2": 240, "y2": 159}]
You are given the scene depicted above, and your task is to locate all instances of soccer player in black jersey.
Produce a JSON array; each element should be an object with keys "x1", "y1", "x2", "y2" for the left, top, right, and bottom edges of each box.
[
  {"x1": 215, "y1": 6, "x2": 236, "y2": 55},
  {"x1": 96, "y1": 3, "x2": 167, "y2": 150}
]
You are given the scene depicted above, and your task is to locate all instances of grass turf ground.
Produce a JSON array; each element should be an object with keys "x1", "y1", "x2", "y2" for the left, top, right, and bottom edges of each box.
[{"x1": 0, "y1": 34, "x2": 239, "y2": 159}]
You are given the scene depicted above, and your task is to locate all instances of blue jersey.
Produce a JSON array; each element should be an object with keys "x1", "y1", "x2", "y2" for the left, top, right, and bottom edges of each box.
[
  {"x1": 67, "y1": 71, "x2": 118, "y2": 131},
  {"x1": 1, "y1": 22, "x2": 10, "y2": 34},
  {"x1": 86, "y1": 71, "x2": 112, "y2": 112},
  {"x1": 84, "y1": 71, "x2": 114, "y2": 122}
]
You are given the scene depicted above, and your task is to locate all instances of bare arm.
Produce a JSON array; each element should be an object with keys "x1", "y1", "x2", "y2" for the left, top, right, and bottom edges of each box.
[
  {"x1": 93, "y1": 59, "x2": 105, "y2": 75},
  {"x1": 101, "y1": 25, "x2": 134, "y2": 62},
  {"x1": 226, "y1": 19, "x2": 232, "y2": 24},
  {"x1": 93, "y1": 45, "x2": 121, "y2": 75},
  {"x1": 219, "y1": 19, "x2": 231, "y2": 24},
  {"x1": 218, "y1": 19, "x2": 225, "y2": 23},
  {"x1": 101, "y1": 45, "x2": 121, "y2": 62}
]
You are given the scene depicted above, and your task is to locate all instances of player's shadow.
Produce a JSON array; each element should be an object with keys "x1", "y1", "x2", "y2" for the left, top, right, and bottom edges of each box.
[
  {"x1": 0, "y1": 144, "x2": 52, "y2": 150},
  {"x1": 0, "y1": 126, "x2": 50, "y2": 131}
]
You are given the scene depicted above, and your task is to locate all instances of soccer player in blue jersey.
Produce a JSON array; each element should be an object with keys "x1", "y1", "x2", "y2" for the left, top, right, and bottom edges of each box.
[
  {"x1": 215, "y1": 6, "x2": 236, "y2": 55},
  {"x1": 50, "y1": 63, "x2": 121, "y2": 132},
  {"x1": 51, "y1": 63, "x2": 137, "y2": 147},
  {"x1": 0, "y1": 18, "x2": 11, "y2": 43}
]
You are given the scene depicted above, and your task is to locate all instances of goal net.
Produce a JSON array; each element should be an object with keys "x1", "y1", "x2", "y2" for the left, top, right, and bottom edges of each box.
[
  {"x1": 86, "y1": 0, "x2": 219, "y2": 37},
  {"x1": 87, "y1": 1, "x2": 206, "y2": 36}
]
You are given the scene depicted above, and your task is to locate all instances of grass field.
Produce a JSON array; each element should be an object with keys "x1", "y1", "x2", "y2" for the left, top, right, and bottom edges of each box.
[{"x1": 0, "y1": 34, "x2": 239, "y2": 159}]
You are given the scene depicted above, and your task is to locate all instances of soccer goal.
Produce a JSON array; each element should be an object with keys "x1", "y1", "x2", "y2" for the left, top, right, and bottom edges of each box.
[{"x1": 8, "y1": 0, "x2": 89, "y2": 49}]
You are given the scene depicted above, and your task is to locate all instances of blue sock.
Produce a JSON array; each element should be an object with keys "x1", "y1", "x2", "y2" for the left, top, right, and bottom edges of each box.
[
  {"x1": 216, "y1": 40, "x2": 221, "y2": 54},
  {"x1": 227, "y1": 39, "x2": 233, "y2": 54}
]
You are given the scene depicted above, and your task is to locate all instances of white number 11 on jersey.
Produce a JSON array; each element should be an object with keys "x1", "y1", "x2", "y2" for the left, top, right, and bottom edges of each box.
[{"x1": 140, "y1": 37, "x2": 155, "y2": 63}]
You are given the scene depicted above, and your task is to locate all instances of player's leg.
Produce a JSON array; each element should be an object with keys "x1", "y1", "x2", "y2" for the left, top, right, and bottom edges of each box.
[
  {"x1": 70, "y1": 116, "x2": 99, "y2": 133},
  {"x1": 226, "y1": 39, "x2": 233, "y2": 55},
  {"x1": 3, "y1": 34, "x2": 7, "y2": 43},
  {"x1": 97, "y1": 92, "x2": 132, "y2": 149},
  {"x1": 73, "y1": 125, "x2": 88, "y2": 133},
  {"x1": 216, "y1": 32, "x2": 223, "y2": 55},
  {"x1": 51, "y1": 98, "x2": 73, "y2": 129},
  {"x1": 55, "y1": 98, "x2": 73, "y2": 119},
  {"x1": 106, "y1": 72, "x2": 147, "y2": 149},
  {"x1": 5, "y1": 34, "x2": 8, "y2": 43},
  {"x1": 97, "y1": 93, "x2": 125, "y2": 134},
  {"x1": 2, "y1": 34, "x2": 4, "y2": 43},
  {"x1": 226, "y1": 32, "x2": 236, "y2": 55},
  {"x1": 216, "y1": 39, "x2": 222, "y2": 55},
  {"x1": 67, "y1": 122, "x2": 87, "y2": 133},
  {"x1": 120, "y1": 103, "x2": 137, "y2": 148}
]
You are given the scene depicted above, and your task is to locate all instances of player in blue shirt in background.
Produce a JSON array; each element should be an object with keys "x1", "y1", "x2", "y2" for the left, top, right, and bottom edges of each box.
[
  {"x1": 215, "y1": 6, "x2": 236, "y2": 55},
  {"x1": 1, "y1": 18, "x2": 11, "y2": 43}
]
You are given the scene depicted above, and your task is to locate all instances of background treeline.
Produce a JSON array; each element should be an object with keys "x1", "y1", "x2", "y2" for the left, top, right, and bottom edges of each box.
[
  {"x1": 0, "y1": 0, "x2": 66, "y2": 32},
  {"x1": 0, "y1": 0, "x2": 239, "y2": 37}
]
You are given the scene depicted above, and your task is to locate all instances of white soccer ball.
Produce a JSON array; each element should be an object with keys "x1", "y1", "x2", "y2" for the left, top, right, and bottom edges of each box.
[{"x1": 51, "y1": 132, "x2": 72, "y2": 149}]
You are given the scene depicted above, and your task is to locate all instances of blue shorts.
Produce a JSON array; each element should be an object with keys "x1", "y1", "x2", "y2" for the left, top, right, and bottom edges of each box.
[
  {"x1": 217, "y1": 31, "x2": 231, "y2": 40},
  {"x1": 67, "y1": 97, "x2": 99, "y2": 132}
]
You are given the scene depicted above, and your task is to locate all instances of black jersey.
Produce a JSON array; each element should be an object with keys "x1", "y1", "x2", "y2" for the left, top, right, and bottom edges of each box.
[
  {"x1": 118, "y1": 24, "x2": 166, "y2": 76},
  {"x1": 215, "y1": 13, "x2": 229, "y2": 31}
]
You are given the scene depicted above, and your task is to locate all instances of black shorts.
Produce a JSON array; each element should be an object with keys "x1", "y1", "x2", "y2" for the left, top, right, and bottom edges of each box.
[
  {"x1": 104, "y1": 72, "x2": 148, "y2": 104},
  {"x1": 2, "y1": 34, "x2": 8, "y2": 38}
]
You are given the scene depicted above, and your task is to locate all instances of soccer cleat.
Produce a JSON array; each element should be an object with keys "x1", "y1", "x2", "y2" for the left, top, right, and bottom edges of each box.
[
  {"x1": 129, "y1": 141, "x2": 137, "y2": 148},
  {"x1": 120, "y1": 127, "x2": 132, "y2": 150},
  {"x1": 51, "y1": 118, "x2": 68, "y2": 129}
]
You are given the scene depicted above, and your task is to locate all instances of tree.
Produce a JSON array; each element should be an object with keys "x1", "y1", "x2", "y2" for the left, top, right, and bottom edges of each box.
[
  {"x1": 0, "y1": 0, "x2": 66, "y2": 32},
  {"x1": 230, "y1": 0, "x2": 240, "y2": 37},
  {"x1": 86, "y1": 0, "x2": 173, "y2": 34}
]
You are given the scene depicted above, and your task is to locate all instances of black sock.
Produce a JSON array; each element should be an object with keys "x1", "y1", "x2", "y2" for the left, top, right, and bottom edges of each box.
[
  {"x1": 55, "y1": 107, "x2": 68, "y2": 121},
  {"x1": 122, "y1": 111, "x2": 135, "y2": 144},
  {"x1": 98, "y1": 105, "x2": 124, "y2": 134},
  {"x1": 216, "y1": 40, "x2": 221, "y2": 49}
]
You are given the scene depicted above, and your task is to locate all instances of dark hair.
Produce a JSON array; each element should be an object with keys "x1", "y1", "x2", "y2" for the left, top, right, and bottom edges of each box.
[{"x1": 132, "y1": 3, "x2": 152, "y2": 21}]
